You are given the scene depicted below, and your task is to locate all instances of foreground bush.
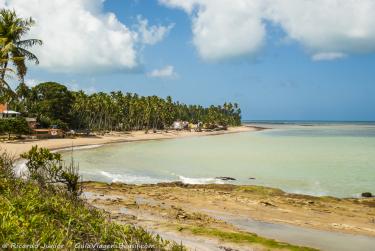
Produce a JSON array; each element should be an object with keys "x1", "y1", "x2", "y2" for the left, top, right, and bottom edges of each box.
[
  {"x1": 21, "y1": 146, "x2": 81, "y2": 197},
  {"x1": 0, "y1": 148, "x2": 184, "y2": 250}
]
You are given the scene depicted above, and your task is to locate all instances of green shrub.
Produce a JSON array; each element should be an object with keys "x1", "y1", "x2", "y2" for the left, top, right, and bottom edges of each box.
[
  {"x1": 1, "y1": 148, "x2": 184, "y2": 250},
  {"x1": 0, "y1": 117, "x2": 29, "y2": 138},
  {"x1": 0, "y1": 178, "x2": 177, "y2": 250},
  {"x1": 21, "y1": 146, "x2": 81, "y2": 197},
  {"x1": 0, "y1": 149, "x2": 14, "y2": 179}
]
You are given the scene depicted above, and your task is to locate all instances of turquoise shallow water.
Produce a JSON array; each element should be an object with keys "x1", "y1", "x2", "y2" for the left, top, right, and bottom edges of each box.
[{"x1": 63, "y1": 124, "x2": 375, "y2": 198}]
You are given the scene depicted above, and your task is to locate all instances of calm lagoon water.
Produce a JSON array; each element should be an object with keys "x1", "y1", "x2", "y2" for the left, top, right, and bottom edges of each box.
[{"x1": 63, "y1": 123, "x2": 375, "y2": 198}]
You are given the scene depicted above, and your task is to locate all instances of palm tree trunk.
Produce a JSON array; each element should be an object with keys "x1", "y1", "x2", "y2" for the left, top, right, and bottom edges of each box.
[
  {"x1": 1, "y1": 58, "x2": 8, "y2": 81},
  {"x1": 0, "y1": 60, "x2": 11, "y2": 91}
]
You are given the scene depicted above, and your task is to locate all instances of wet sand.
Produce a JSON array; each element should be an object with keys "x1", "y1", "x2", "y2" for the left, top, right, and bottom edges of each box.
[{"x1": 83, "y1": 182, "x2": 375, "y2": 250}]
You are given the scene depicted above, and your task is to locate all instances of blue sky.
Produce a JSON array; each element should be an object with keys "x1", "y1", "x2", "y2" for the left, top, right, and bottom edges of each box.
[{"x1": 5, "y1": 0, "x2": 375, "y2": 121}]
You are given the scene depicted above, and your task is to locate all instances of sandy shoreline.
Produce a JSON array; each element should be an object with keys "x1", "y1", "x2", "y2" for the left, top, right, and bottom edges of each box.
[{"x1": 0, "y1": 125, "x2": 259, "y2": 158}]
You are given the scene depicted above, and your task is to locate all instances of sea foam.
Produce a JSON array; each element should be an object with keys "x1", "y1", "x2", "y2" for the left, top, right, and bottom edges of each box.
[
  {"x1": 52, "y1": 144, "x2": 103, "y2": 153},
  {"x1": 178, "y1": 175, "x2": 224, "y2": 184},
  {"x1": 99, "y1": 171, "x2": 168, "y2": 184}
]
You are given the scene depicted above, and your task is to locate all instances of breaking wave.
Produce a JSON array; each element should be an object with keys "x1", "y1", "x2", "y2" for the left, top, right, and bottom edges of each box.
[
  {"x1": 99, "y1": 171, "x2": 168, "y2": 184},
  {"x1": 53, "y1": 144, "x2": 103, "y2": 153},
  {"x1": 178, "y1": 175, "x2": 225, "y2": 184}
]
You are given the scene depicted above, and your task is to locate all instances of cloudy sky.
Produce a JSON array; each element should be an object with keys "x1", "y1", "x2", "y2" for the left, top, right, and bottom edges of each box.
[{"x1": 1, "y1": 0, "x2": 375, "y2": 120}]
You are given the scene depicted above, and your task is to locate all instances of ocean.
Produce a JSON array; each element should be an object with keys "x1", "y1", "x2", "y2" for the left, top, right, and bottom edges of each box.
[{"x1": 62, "y1": 122, "x2": 375, "y2": 198}]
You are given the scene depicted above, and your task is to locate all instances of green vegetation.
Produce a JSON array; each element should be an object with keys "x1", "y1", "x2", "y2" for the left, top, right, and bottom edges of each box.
[
  {"x1": 21, "y1": 146, "x2": 81, "y2": 196},
  {"x1": 11, "y1": 82, "x2": 242, "y2": 132},
  {"x1": 236, "y1": 185, "x2": 285, "y2": 196},
  {"x1": 0, "y1": 116, "x2": 29, "y2": 139},
  {"x1": 20, "y1": 82, "x2": 73, "y2": 129},
  {"x1": 181, "y1": 226, "x2": 318, "y2": 251},
  {"x1": 0, "y1": 9, "x2": 42, "y2": 100},
  {"x1": 0, "y1": 148, "x2": 185, "y2": 250},
  {"x1": 71, "y1": 90, "x2": 241, "y2": 131}
]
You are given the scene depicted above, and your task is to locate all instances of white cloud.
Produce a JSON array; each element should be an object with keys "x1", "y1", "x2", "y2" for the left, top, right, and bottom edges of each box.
[
  {"x1": 160, "y1": 0, "x2": 375, "y2": 61},
  {"x1": 0, "y1": 0, "x2": 137, "y2": 73},
  {"x1": 25, "y1": 78, "x2": 97, "y2": 94},
  {"x1": 160, "y1": 0, "x2": 265, "y2": 61},
  {"x1": 0, "y1": 0, "x2": 171, "y2": 73},
  {"x1": 136, "y1": 15, "x2": 174, "y2": 45},
  {"x1": 24, "y1": 78, "x2": 41, "y2": 87},
  {"x1": 312, "y1": 52, "x2": 346, "y2": 61},
  {"x1": 66, "y1": 82, "x2": 97, "y2": 94},
  {"x1": 266, "y1": 0, "x2": 375, "y2": 57},
  {"x1": 159, "y1": 0, "x2": 196, "y2": 13},
  {"x1": 192, "y1": 1, "x2": 265, "y2": 61},
  {"x1": 83, "y1": 86, "x2": 98, "y2": 95},
  {"x1": 147, "y1": 65, "x2": 177, "y2": 78}
]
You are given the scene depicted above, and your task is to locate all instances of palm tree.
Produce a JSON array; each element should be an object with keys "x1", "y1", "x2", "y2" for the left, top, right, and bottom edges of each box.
[{"x1": 0, "y1": 9, "x2": 42, "y2": 93}]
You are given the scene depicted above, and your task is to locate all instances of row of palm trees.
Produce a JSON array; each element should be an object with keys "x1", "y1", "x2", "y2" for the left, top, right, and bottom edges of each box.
[
  {"x1": 71, "y1": 91, "x2": 241, "y2": 132},
  {"x1": 0, "y1": 9, "x2": 42, "y2": 102}
]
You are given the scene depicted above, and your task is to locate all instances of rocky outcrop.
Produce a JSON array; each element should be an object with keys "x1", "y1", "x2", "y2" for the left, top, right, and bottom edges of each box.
[{"x1": 361, "y1": 192, "x2": 373, "y2": 198}]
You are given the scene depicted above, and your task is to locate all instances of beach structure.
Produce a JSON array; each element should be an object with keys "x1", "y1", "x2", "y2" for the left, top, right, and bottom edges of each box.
[
  {"x1": 0, "y1": 103, "x2": 21, "y2": 119},
  {"x1": 25, "y1": 118, "x2": 37, "y2": 129},
  {"x1": 32, "y1": 128, "x2": 64, "y2": 138},
  {"x1": 189, "y1": 122, "x2": 203, "y2": 132},
  {"x1": 1, "y1": 103, "x2": 37, "y2": 129},
  {"x1": 172, "y1": 121, "x2": 182, "y2": 130},
  {"x1": 172, "y1": 120, "x2": 189, "y2": 130}
]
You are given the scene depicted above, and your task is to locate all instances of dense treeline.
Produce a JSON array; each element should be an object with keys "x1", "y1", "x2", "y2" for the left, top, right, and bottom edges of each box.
[{"x1": 11, "y1": 82, "x2": 241, "y2": 132}]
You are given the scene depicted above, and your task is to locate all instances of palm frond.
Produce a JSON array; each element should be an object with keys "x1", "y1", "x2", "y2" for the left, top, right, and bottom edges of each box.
[
  {"x1": 14, "y1": 47, "x2": 39, "y2": 64},
  {"x1": 16, "y1": 39, "x2": 42, "y2": 48},
  {"x1": 12, "y1": 53, "x2": 27, "y2": 81},
  {"x1": 0, "y1": 78, "x2": 15, "y2": 94}
]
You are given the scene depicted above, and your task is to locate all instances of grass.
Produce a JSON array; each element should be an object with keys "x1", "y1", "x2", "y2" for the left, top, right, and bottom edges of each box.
[
  {"x1": 0, "y1": 149, "x2": 185, "y2": 250},
  {"x1": 236, "y1": 185, "x2": 285, "y2": 196},
  {"x1": 180, "y1": 225, "x2": 319, "y2": 251}
]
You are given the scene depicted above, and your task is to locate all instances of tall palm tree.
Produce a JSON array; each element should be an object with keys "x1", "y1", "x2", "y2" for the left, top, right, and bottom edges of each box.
[{"x1": 0, "y1": 9, "x2": 42, "y2": 93}]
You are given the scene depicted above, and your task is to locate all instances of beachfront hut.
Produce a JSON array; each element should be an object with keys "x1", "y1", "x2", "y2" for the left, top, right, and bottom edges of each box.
[
  {"x1": 172, "y1": 121, "x2": 189, "y2": 130},
  {"x1": 32, "y1": 128, "x2": 64, "y2": 138},
  {"x1": 25, "y1": 118, "x2": 37, "y2": 129},
  {"x1": 172, "y1": 121, "x2": 183, "y2": 130},
  {"x1": 0, "y1": 103, "x2": 21, "y2": 119}
]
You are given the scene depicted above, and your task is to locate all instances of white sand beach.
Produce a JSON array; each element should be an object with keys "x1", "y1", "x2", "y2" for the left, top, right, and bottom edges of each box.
[{"x1": 0, "y1": 126, "x2": 258, "y2": 158}]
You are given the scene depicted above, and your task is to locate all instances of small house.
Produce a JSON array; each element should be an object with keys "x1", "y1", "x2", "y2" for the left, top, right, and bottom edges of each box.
[
  {"x1": 25, "y1": 118, "x2": 37, "y2": 129},
  {"x1": 0, "y1": 103, "x2": 20, "y2": 119},
  {"x1": 172, "y1": 120, "x2": 189, "y2": 130}
]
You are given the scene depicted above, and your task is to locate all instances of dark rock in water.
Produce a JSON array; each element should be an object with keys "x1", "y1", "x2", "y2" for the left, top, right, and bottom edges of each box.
[
  {"x1": 361, "y1": 192, "x2": 373, "y2": 198},
  {"x1": 248, "y1": 177, "x2": 256, "y2": 180},
  {"x1": 216, "y1": 176, "x2": 236, "y2": 181}
]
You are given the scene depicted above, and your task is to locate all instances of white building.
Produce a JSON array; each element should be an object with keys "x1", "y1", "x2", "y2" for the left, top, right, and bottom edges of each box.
[
  {"x1": 0, "y1": 103, "x2": 21, "y2": 119},
  {"x1": 172, "y1": 120, "x2": 189, "y2": 130}
]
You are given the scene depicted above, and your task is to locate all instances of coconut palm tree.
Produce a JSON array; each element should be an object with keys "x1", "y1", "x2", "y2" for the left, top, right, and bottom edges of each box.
[{"x1": 0, "y1": 9, "x2": 42, "y2": 93}]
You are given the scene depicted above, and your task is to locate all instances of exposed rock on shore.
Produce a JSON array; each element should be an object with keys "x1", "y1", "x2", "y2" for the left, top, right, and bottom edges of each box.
[
  {"x1": 361, "y1": 192, "x2": 373, "y2": 198},
  {"x1": 83, "y1": 181, "x2": 375, "y2": 242},
  {"x1": 215, "y1": 177, "x2": 237, "y2": 181}
]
